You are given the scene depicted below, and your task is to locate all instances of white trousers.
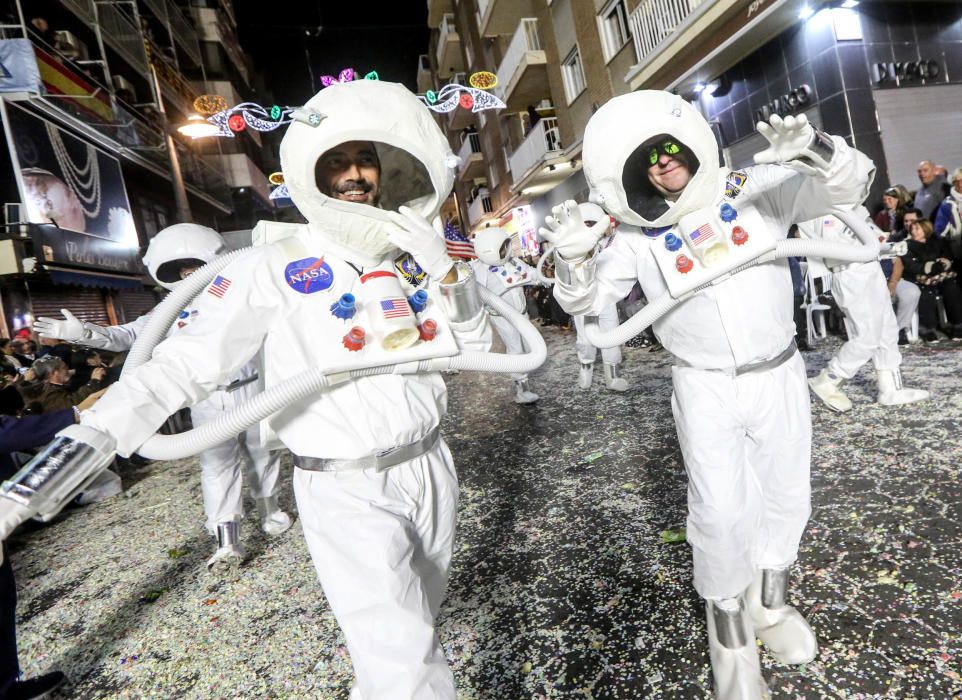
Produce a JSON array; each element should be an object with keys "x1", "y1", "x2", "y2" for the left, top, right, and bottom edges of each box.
[
  {"x1": 672, "y1": 352, "x2": 812, "y2": 600},
  {"x1": 893, "y1": 279, "x2": 921, "y2": 333},
  {"x1": 490, "y1": 314, "x2": 529, "y2": 381},
  {"x1": 191, "y1": 398, "x2": 281, "y2": 531},
  {"x1": 294, "y1": 439, "x2": 458, "y2": 700},
  {"x1": 828, "y1": 262, "x2": 901, "y2": 379},
  {"x1": 573, "y1": 306, "x2": 623, "y2": 366}
]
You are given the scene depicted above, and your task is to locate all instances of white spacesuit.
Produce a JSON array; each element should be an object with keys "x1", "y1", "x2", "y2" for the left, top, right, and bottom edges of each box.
[
  {"x1": 33, "y1": 224, "x2": 292, "y2": 571},
  {"x1": 470, "y1": 226, "x2": 540, "y2": 403},
  {"x1": 30, "y1": 81, "x2": 492, "y2": 700},
  {"x1": 571, "y1": 203, "x2": 628, "y2": 392},
  {"x1": 541, "y1": 91, "x2": 874, "y2": 699},
  {"x1": 798, "y1": 213, "x2": 928, "y2": 412}
]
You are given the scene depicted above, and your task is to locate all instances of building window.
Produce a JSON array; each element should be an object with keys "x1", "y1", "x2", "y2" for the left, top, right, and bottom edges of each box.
[
  {"x1": 598, "y1": 0, "x2": 631, "y2": 62},
  {"x1": 561, "y1": 48, "x2": 586, "y2": 105}
]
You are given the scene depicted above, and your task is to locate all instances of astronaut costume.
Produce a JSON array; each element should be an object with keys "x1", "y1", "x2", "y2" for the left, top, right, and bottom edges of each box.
[
  {"x1": 798, "y1": 213, "x2": 928, "y2": 412},
  {"x1": 26, "y1": 81, "x2": 491, "y2": 700},
  {"x1": 33, "y1": 224, "x2": 292, "y2": 571},
  {"x1": 541, "y1": 91, "x2": 874, "y2": 699},
  {"x1": 571, "y1": 203, "x2": 628, "y2": 392},
  {"x1": 470, "y1": 226, "x2": 540, "y2": 403}
]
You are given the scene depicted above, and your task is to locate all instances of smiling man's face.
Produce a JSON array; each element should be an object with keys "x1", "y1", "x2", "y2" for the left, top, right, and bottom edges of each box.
[
  {"x1": 645, "y1": 138, "x2": 692, "y2": 200},
  {"x1": 316, "y1": 141, "x2": 381, "y2": 205}
]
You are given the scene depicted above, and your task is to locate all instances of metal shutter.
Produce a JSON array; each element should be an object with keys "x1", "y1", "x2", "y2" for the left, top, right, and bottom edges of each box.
[
  {"x1": 873, "y1": 84, "x2": 962, "y2": 190},
  {"x1": 724, "y1": 106, "x2": 822, "y2": 170},
  {"x1": 116, "y1": 287, "x2": 162, "y2": 324},
  {"x1": 27, "y1": 282, "x2": 109, "y2": 325}
]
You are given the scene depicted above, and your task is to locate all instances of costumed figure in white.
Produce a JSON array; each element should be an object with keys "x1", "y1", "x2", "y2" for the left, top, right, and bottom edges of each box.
[
  {"x1": 571, "y1": 203, "x2": 628, "y2": 392},
  {"x1": 540, "y1": 90, "x2": 875, "y2": 698},
  {"x1": 5, "y1": 80, "x2": 497, "y2": 700},
  {"x1": 33, "y1": 224, "x2": 292, "y2": 571},
  {"x1": 799, "y1": 210, "x2": 928, "y2": 412},
  {"x1": 470, "y1": 226, "x2": 540, "y2": 403}
]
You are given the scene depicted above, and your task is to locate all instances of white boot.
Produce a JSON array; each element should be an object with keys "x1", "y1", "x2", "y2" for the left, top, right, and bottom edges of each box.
[
  {"x1": 876, "y1": 368, "x2": 929, "y2": 406},
  {"x1": 578, "y1": 363, "x2": 594, "y2": 390},
  {"x1": 603, "y1": 363, "x2": 629, "y2": 392},
  {"x1": 256, "y1": 495, "x2": 293, "y2": 536},
  {"x1": 513, "y1": 379, "x2": 539, "y2": 404},
  {"x1": 746, "y1": 569, "x2": 817, "y2": 665},
  {"x1": 705, "y1": 598, "x2": 770, "y2": 700},
  {"x1": 808, "y1": 368, "x2": 852, "y2": 412},
  {"x1": 207, "y1": 520, "x2": 245, "y2": 573}
]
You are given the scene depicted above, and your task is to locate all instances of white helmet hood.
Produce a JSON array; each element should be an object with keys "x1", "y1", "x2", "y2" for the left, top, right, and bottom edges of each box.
[
  {"x1": 143, "y1": 223, "x2": 225, "y2": 291},
  {"x1": 473, "y1": 227, "x2": 513, "y2": 265},
  {"x1": 583, "y1": 90, "x2": 721, "y2": 228},
  {"x1": 280, "y1": 80, "x2": 456, "y2": 265}
]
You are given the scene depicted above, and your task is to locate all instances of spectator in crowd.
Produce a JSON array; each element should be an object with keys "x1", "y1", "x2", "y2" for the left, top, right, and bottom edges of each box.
[
  {"x1": 874, "y1": 185, "x2": 911, "y2": 236},
  {"x1": 933, "y1": 167, "x2": 962, "y2": 261},
  {"x1": 9, "y1": 340, "x2": 34, "y2": 367},
  {"x1": 900, "y1": 219, "x2": 962, "y2": 342},
  {"x1": 18, "y1": 356, "x2": 105, "y2": 413},
  {"x1": 526, "y1": 105, "x2": 542, "y2": 134},
  {"x1": 893, "y1": 208, "x2": 922, "y2": 243},
  {"x1": 914, "y1": 160, "x2": 950, "y2": 220},
  {"x1": 0, "y1": 364, "x2": 24, "y2": 417},
  {"x1": 27, "y1": 17, "x2": 57, "y2": 48},
  {"x1": 0, "y1": 341, "x2": 22, "y2": 372}
]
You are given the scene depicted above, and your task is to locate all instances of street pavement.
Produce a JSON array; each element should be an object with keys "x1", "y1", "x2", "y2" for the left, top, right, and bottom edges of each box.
[{"x1": 8, "y1": 326, "x2": 961, "y2": 699}]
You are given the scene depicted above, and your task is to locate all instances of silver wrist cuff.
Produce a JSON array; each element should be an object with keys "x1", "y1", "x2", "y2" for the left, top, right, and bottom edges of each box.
[
  {"x1": 796, "y1": 128, "x2": 836, "y2": 173},
  {"x1": 554, "y1": 248, "x2": 598, "y2": 287},
  {"x1": 438, "y1": 262, "x2": 483, "y2": 323},
  {"x1": 0, "y1": 424, "x2": 116, "y2": 521}
]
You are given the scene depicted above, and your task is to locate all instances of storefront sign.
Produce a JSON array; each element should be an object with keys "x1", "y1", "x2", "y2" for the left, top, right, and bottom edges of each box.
[
  {"x1": 29, "y1": 223, "x2": 143, "y2": 274},
  {"x1": 872, "y1": 60, "x2": 940, "y2": 86},
  {"x1": 753, "y1": 84, "x2": 812, "y2": 123}
]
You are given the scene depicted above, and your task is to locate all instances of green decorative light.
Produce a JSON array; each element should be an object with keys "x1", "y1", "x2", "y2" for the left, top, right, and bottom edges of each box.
[
  {"x1": 364, "y1": 71, "x2": 379, "y2": 80},
  {"x1": 426, "y1": 90, "x2": 437, "y2": 104},
  {"x1": 270, "y1": 104, "x2": 281, "y2": 120}
]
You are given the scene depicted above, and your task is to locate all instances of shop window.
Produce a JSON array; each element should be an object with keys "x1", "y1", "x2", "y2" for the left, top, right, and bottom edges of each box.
[
  {"x1": 598, "y1": 0, "x2": 632, "y2": 62},
  {"x1": 562, "y1": 47, "x2": 586, "y2": 105}
]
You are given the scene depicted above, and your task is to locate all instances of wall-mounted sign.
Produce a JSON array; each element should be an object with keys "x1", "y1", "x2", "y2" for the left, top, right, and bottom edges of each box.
[
  {"x1": 753, "y1": 84, "x2": 812, "y2": 123},
  {"x1": 872, "y1": 60, "x2": 940, "y2": 86}
]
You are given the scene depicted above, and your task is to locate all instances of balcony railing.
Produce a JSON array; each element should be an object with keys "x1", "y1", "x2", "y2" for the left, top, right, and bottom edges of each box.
[
  {"x1": 508, "y1": 117, "x2": 561, "y2": 182},
  {"x1": 96, "y1": 1, "x2": 149, "y2": 74},
  {"x1": 436, "y1": 13, "x2": 458, "y2": 68},
  {"x1": 495, "y1": 18, "x2": 541, "y2": 99},
  {"x1": 458, "y1": 132, "x2": 481, "y2": 163},
  {"x1": 468, "y1": 193, "x2": 493, "y2": 226},
  {"x1": 143, "y1": 0, "x2": 202, "y2": 66},
  {"x1": 628, "y1": 0, "x2": 705, "y2": 64}
]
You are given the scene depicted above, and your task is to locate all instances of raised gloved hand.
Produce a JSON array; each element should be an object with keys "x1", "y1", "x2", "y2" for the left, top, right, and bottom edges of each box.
[
  {"x1": 33, "y1": 308, "x2": 85, "y2": 341},
  {"x1": 0, "y1": 500, "x2": 36, "y2": 565},
  {"x1": 386, "y1": 206, "x2": 454, "y2": 280},
  {"x1": 538, "y1": 200, "x2": 608, "y2": 261},
  {"x1": 754, "y1": 114, "x2": 835, "y2": 176}
]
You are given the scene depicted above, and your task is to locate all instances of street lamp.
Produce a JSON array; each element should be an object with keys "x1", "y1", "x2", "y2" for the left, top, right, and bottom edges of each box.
[
  {"x1": 178, "y1": 114, "x2": 220, "y2": 139},
  {"x1": 148, "y1": 62, "x2": 192, "y2": 223}
]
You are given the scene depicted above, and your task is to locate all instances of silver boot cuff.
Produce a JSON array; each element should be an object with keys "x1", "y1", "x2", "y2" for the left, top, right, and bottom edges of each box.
[
  {"x1": 216, "y1": 521, "x2": 241, "y2": 548},
  {"x1": 761, "y1": 568, "x2": 789, "y2": 609},
  {"x1": 711, "y1": 599, "x2": 750, "y2": 649}
]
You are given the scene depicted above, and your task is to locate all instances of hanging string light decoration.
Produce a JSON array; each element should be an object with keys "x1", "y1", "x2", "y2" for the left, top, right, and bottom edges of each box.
[
  {"x1": 468, "y1": 71, "x2": 497, "y2": 90},
  {"x1": 418, "y1": 82, "x2": 505, "y2": 114},
  {"x1": 205, "y1": 102, "x2": 304, "y2": 138},
  {"x1": 269, "y1": 183, "x2": 290, "y2": 201},
  {"x1": 319, "y1": 67, "x2": 380, "y2": 88},
  {"x1": 268, "y1": 172, "x2": 285, "y2": 185},
  {"x1": 193, "y1": 94, "x2": 228, "y2": 115}
]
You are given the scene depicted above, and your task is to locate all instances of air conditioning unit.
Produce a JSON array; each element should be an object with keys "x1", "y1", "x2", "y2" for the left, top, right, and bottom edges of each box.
[
  {"x1": 53, "y1": 31, "x2": 89, "y2": 61},
  {"x1": 112, "y1": 75, "x2": 137, "y2": 102}
]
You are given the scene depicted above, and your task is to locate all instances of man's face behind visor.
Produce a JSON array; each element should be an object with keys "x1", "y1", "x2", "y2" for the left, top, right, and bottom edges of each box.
[
  {"x1": 316, "y1": 141, "x2": 381, "y2": 205},
  {"x1": 645, "y1": 137, "x2": 692, "y2": 200}
]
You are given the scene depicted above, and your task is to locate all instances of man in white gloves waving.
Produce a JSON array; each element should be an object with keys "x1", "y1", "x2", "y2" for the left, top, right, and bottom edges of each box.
[{"x1": 542, "y1": 93, "x2": 875, "y2": 699}]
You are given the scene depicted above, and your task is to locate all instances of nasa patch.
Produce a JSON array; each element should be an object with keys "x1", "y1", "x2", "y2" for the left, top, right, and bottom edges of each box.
[
  {"x1": 394, "y1": 253, "x2": 426, "y2": 286},
  {"x1": 285, "y1": 256, "x2": 334, "y2": 294},
  {"x1": 725, "y1": 171, "x2": 748, "y2": 199}
]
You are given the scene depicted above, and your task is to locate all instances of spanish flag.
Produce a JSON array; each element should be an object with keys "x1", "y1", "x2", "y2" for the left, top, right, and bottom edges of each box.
[{"x1": 34, "y1": 46, "x2": 114, "y2": 124}]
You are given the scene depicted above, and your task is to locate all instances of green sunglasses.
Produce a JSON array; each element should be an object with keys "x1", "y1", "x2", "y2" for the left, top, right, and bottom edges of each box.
[{"x1": 647, "y1": 140, "x2": 682, "y2": 165}]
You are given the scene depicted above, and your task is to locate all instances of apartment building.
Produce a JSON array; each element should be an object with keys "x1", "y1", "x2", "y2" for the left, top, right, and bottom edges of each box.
[
  {"x1": 0, "y1": 0, "x2": 273, "y2": 335},
  {"x1": 422, "y1": 0, "x2": 961, "y2": 246}
]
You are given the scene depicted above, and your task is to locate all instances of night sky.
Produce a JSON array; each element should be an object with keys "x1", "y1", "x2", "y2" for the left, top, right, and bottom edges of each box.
[{"x1": 232, "y1": 1, "x2": 430, "y2": 106}]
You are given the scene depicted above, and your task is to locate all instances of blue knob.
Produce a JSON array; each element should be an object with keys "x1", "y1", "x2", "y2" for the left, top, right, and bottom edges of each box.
[
  {"x1": 408, "y1": 289, "x2": 429, "y2": 313},
  {"x1": 330, "y1": 293, "x2": 356, "y2": 320},
  {"x1": 664, "y1": 233, "x2": 682, "y2": 251},
  {"x1": 720, "y1": 203, "x2": 737, "y2": 222}
]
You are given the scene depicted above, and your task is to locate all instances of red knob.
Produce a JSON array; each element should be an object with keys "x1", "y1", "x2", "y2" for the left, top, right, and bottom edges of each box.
[
  {"x1": 419, "y1": 319, "x2": 438, "y2": 341},
  {"x1": 731, "y1": 226, "x2": 748, "y2": 246},
  {"x1": 342, "y1": 326, "x2": 365, "y2": 351},
  {"x1": 675, "y1": 254, "x2": 693, "y2": 273}
]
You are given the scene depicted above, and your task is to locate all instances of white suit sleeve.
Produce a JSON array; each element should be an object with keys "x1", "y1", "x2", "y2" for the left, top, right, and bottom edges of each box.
[
  {"x1": 81, "y1": 251, "x2": 282, "y2": 456},
  {"x1": 553, "y1": 234, "x2": 639, "y2": 316},
  {"x1": 752, "y1": 136, "x2": 875, "y2": 229},
  {"x1": 77, "y1": 313, "x2": 151, "y2": 352}
]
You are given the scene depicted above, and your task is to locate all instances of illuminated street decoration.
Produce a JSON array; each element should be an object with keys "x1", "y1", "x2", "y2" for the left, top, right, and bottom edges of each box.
[
  {"x1": 193, "y1": 94, "x2": 228, "y2": 115},
  {"x1": 269, "y1": 183, "x2": 290, "y2": 200},
  {"x1": 227, "y1": 113, "x2": 246, "y2": 132},
  {"x1": 319, "y1": 67, "x2": 381, "y2": 88},
  {"x1": 418, "y1": 82, "x2": 505, "y2": 114},
  {"x1": 468, "y1": 71, "x2": 497, "y2": 90},
  {"x1": 204, "y1": 102, "x2": 303, "y2": 138},
  {"x1": 268, "y1": 172, "x2": 285, "y2": 185}
]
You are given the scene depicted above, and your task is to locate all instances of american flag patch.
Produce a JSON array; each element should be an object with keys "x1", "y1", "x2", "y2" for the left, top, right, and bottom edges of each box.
[
  {"x1": 380, "y1": 298, "x2": 411, "y2": 319},
  {"x1": 689, "y1": 223, "x2": 717, "y2": 247},
  {"x1": 208, "y1": 275, "x2": 232, "y2": 298}
]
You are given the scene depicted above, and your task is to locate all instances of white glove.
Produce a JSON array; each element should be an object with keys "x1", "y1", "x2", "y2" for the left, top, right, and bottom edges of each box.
[
  {"x1": 385, "y1": 206, "x2": 454, "y2": 280},
  {"x1": 33, "y1": 308, "x2": 85, "y2": 341},
  {"x1": 0, "y1": 500, "x2": 36, "y2": 564},
  {"x1": 754, "y1": 114, "x2": 815, "y2": 164},
  {"x1": 538, "y1": 200, "x2": 608, "y2": 261}
]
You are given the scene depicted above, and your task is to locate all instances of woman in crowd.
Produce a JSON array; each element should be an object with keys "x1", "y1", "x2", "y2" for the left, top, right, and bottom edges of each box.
[
  {"x1": 874, "y1": 185, "x2": 911, "y2": 237},
  {"x1": 900, "y1": 219, "x2": 962, "y2": 342}
]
